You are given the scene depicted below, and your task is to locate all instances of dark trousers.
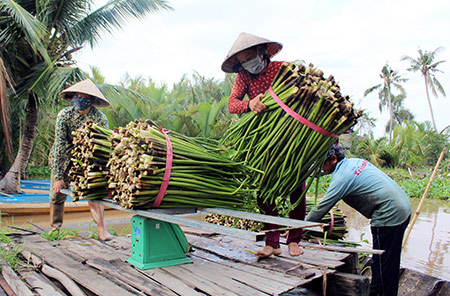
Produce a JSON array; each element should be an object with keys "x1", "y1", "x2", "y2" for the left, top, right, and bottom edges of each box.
[
  {"x1": 257, "y1": 183, "x2": 306, "y2": 248},
  {"x1": 370, "y1": 216, "x2": 410, "y2": 296}
]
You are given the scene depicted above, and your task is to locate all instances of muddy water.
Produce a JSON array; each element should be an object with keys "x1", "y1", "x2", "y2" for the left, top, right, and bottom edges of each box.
[
  {"x1": 339, "y1": 198, "x2": 450, "y2": 281},
  {"x1": 2, "y1": 198, "x2": 449, "y2": 281},
  {"x1": 0, "y1": 209, "x2": 134, "y2": 236}
]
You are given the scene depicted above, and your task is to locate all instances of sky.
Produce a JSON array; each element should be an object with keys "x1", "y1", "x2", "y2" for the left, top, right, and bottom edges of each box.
[{"x1": 75, "y1": 0, "x2": 450, "y2": 138}]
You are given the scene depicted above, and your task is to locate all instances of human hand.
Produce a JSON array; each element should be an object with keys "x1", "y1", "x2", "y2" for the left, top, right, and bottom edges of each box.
[
  {"x1": 53, "y1": 180, "x2": 66, "y2": 194},
  {"x1": 248, "y1": 94, "x2": 267, "y2": 114}
]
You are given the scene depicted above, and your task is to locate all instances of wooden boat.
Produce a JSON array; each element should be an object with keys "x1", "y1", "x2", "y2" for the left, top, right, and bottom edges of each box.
[{"x1": 0, "y1": 180, "x2": 91, "y2": 215}]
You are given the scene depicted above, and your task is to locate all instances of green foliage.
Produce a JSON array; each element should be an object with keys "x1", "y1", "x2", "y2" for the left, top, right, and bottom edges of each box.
[
  {"x1": 353, "y1": 133, "x2": 390, "y2": 166},
  {"x1": 0, "y1": 245, "x2": 22, "y2": 271},
  {"x1": 24, "y1": 164, "x2": 51, "y2": 179},
  {"x1": 352, "y1": 121, "x2": 448, "y2": 168},
  {"x1": 397, "y1": 176, "x2": 450, "y2": 200},
  {"x1": 382, "y1": 167, "x2": 414, "y2": 180},
  {"x1": 306, "y1": 175, "x2": 332, "y2": 196},
  {"x1": 0, "y1": 232, "x2": 12, "y2": 243},
  {"x1": 0, "y1": 231, "x2": 20, "y2": 270},
  {"x1": 0, "y1": 0, "x2": 172, "y2": 181},
  {"x1": 307, "y1": 165, "x2": 450, "y2": 200},
  {"x1": 99, "y1": 71, "x2": 238, "y2": 139},
  {"x1": 41, "y1": 228, "x2": 80, "y2": 241},
  {"x1": 28, "y1": 98, "x2": 70, "y2": 169}
]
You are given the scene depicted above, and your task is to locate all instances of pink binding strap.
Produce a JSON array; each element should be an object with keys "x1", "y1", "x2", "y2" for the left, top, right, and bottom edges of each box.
[
  {"x1": 152, "y1": 127, "x2": 173, "y2": 208},
  {"x1": 268, "y1": 86, "x2": 338, "y2": 138},
  {"x1": 329, "y1": 209, "x2": 334, "y2": 236}
]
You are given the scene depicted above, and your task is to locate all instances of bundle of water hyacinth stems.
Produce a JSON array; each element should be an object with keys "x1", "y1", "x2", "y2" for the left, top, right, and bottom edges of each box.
[
  {"x1": 221, "y1": 62, "x2": 361, "y2": 204},
  {"x1": 105, "y1": 120, "x2": 256, "y2": 209},
  {"x1": 69, "y1": 121, "x2": 112, "y2": 201}
]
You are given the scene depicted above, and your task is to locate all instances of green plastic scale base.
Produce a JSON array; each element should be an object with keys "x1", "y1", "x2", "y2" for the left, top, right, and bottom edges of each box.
[{"x1": 127, "y1": 215, "x2": 192, "y2": 269}]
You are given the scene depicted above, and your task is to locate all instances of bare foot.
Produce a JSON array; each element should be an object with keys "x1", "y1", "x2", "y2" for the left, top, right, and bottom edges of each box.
[
  {"x1": 97, "y1": 228, "x2": 113, "y2": 241},
  {"x1": 256, "y1": 246, "x2": 282, "y2": 258},
  {"x1": 288, "y1": 242, "x2": 304, "y2": 256}
]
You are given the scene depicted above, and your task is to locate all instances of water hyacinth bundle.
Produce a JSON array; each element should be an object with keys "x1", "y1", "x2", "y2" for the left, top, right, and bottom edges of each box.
[
  {"x1": 69, "y1": 121, "x2": 112, "y2": 201},
  {"x1": 220, "y1": 62, "x2": 361, "y2": 204},
  {"x1": 106, "y1": 119, "x2": 257, "y2": 209}
]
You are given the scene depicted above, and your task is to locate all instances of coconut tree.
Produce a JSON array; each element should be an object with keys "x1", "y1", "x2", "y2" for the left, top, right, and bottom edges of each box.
[
  {"x1": 0, "y1": 0, "x2": 171, "y2": 193},
  {"x1": 384, "y1": 93, "x2": 414, "y2": 133},
  {"x1": 401, "y1": 47, "x2": 447, "y2": 132},
  {"x1": 364, "y1": 63, "x2": 408, "y2": 140}
]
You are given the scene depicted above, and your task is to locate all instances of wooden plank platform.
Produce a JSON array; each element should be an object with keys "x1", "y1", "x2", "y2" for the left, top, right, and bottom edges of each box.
[
  {"x1": 1, "y1": 228, "x2": 365, "y2": 295},
  {"x1": 93, "y1": 200, "x2": 324, "y2": 242}
]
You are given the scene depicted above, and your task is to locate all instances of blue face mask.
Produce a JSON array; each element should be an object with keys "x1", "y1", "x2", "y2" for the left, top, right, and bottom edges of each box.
[
  {"x1": 72, "y1": 96, "x2": 92, "y2": 111},
  {"x1": 242, "y1": 54, "x2": 266, "y2": 74}
]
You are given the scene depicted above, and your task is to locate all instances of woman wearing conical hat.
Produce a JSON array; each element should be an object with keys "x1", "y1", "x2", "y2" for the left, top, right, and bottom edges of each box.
[
  {"x1": 222, "y1": 33, "x2": 306, "y2": 258},
  {"x1": 48, "y1": 79, "x2": 112, "y2": 241}
]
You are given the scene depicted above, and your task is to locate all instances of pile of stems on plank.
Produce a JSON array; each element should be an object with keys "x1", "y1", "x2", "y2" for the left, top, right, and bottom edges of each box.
[
  {"x1": 106, "y1": 119, "x2": 257, "y2": 209},
  {"x1": 69, "y1": 121, "x2": 112, "y2": 201},
  {"x1": 204, "y1": 196, "x2": 348, "y2": 242},
  {"x1": 220, "y1": 62, "x2": 361, "y2": 204}
]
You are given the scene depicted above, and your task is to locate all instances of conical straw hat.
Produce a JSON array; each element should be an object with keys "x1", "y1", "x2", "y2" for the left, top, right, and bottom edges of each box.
[
  {"x1": 221, "y1": 32, "x2": 283, "y2": 73},
  {"x1": 60, "y1": 79, "x2": 110, "y2": 107}
]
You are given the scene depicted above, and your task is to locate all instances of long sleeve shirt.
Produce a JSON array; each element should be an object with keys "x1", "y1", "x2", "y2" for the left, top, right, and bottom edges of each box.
[
  {"x1": 49, "y1": 106, "x2": 108, "y2": 180},
  {"x1": 228, "y1": 61, "x2": 283, "y2": 114},
  {"x1": 306, "y1": 158, "x2": 412, "y2": 227}
]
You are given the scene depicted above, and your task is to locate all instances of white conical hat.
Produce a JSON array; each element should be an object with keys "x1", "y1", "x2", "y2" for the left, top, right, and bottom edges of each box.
[
  {"x1": 60, "y1": 79, "x2": 110, "y2": 107},
  {"x1": 221, "y1": 32, "x2": 283, "y2": 73}
]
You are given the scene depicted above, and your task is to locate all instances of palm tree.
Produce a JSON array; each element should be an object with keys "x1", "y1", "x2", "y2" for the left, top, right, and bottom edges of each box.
[
  {"x1": 385, "y1": 93, "x2": 414, "y2": 132},
  {"x1": 0, "y1": 0, "x2": 171, "y2": 193},
  {"x1": 355, "y1": 133, "x2": 389, "y2": 167},
  {"x1": 401, "y1": 47, "x2": 446, "y2": 132},
  {"x1": 364, "y1": 63, "x2": 408, "y2": 140}
]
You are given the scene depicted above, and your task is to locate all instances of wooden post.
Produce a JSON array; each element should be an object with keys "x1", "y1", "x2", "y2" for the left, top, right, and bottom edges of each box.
[{"x1": 402, "y1": 146, "x2": 447, "y2": 249}]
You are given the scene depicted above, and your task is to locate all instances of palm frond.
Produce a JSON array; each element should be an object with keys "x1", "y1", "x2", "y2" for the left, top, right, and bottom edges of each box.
[
  {"x1": 46, "y1": 67, "x2": 87, "y2": 101},
  {"x1": 433, "y1": 78, "x2": 446, "y2": 97},
  {"x1": 364, "y1": 84, "x2": 380, "y2": 96},
  {"x1": 65, "y1": 0, "x2": 172, "y2": 47},
  {"x1": 0, "y1": 0, "x2": 50, "y2": 63}
]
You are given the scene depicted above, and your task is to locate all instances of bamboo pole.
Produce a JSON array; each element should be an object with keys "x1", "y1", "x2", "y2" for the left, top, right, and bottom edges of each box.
[{"x1": 402, "y1": 146, "x2": 447, "y2": 249}]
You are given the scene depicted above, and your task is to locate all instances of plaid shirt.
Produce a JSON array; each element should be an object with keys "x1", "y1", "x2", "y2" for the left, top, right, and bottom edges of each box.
[
  {"x1": 49, "y1": 106, "x2": 108, "y2": 180},
  {"x1": 228, "y1": 61, "x2": 283, "y2": 114}
]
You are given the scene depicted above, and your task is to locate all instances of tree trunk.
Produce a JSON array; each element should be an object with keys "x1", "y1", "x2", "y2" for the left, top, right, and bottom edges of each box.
[
  {"x1": 424, "y1": 76, "x2": 437, "y2": 132},
  {"x1": 388, "y1": 85, "x2": 393, "y2": 140},
  {"x1": 0, "y1": 92, "x2": 38, "y2": 193}
]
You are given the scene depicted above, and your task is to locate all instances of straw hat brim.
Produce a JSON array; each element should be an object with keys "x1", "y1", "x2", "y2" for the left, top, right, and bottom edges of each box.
[
  {"x1": 221, "y1": 32, "x2": 283, "y2": 73},
  {"x1": 59, "y1": 79, "x2": 110, "y2": 107}
]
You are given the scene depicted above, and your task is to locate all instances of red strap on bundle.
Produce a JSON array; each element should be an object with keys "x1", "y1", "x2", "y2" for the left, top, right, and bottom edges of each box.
[
  {"x1": 316, "y1": 209, "x2": 335, "y2": 246},
  {"x1": 329, "y1": 209, "x2": 335, "y2": 236},
  {"x1": 152, "y1": 127, "x2": 173, "y2": 208},
  {"x1": 268, "y1": 86, "x2": 338, "y2": 138},
  {"x1": 316, "y1": 237, "x2": 323, "y2": 246}
]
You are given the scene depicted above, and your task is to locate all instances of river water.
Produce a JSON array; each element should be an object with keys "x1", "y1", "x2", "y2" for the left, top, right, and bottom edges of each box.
[
  {"x1": 1, "y1": 198, "x2": 449, "y2": 281},
  {"x1": 339, "y1": 198, "x2": 450, "y2": 281}
]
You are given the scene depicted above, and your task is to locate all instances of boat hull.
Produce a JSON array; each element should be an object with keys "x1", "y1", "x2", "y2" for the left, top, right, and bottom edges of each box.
[
  {"x1": 0, "y1": 201, "x2": 91, "y2": 215},
  {"x1": 0, "y1": 180, "x2": 107, "y2": 216}
]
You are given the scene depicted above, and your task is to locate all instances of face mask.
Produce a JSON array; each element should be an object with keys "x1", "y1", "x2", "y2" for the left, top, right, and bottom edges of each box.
[
  {"x1": 241, "y1": 54, "x2": 266, "y2": 74},
  {"x1": 72, "y1": 96, "x2": 92, "y2": 111}
]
